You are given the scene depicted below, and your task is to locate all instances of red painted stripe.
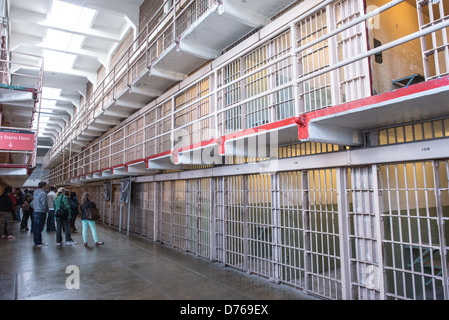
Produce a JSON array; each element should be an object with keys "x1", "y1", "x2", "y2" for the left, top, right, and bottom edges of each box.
[
  {"x1": 174, "y1": 138, "x2": 219, "y2": 154},
  {"x1": 220, "y1": 117, "x2": 300, "y2": 154},
  {"x1": 126, "y1": 158, "x2": 147, "y2": 166},
  {"x1": 146, "y1": 150, "x2": 172, "y2": 160},
  {"x1": 298, "y1": 76, "x2": 449, "y2": 139},
  {"x1": 72, "y1": 77, "x2": 449, "y2": 179}
]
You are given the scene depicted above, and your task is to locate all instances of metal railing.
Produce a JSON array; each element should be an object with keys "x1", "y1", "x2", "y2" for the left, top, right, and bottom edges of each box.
[
  {"x1": 42, "y1": 0, "x2": 216, "y2": 168},
  {"x1": 0, "y1": 48, "x2": 44, "y2": 168},
  {"x1": 43, "y1": 0, "x2": 449, "y2": 184}
]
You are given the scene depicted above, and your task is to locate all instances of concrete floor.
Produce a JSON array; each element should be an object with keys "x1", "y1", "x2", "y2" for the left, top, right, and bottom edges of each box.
[{"x1": 0, "y1": 220, "x2": 317, "y2": 301}]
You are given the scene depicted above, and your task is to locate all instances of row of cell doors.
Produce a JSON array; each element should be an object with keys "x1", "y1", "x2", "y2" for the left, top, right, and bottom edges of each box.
[
  {"x1": 131, "y1": 159, "x2": 449, "y2": 300},
  {"x1": 347, "y1": 161, "x2": 449, "y2": 300}
]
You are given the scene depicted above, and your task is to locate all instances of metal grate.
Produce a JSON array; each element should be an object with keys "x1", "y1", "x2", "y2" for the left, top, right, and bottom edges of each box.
[
  {"x1": 347, "y1": 166, "x2": 383, "y2": 300},
  {"x1": 305, "y1": 168, "x2": 342, "y2": 299},
  {"x1": 225, "y1": 175, "x2": 245, "y2": 269},
  {"x1": 380, "y1": 161, "x2": 446, "y2": 299},
  {"x1": 247, "y1": 174, "x2": 274, "y2": 278},
  {"x1": 417, "y1": 0, "x2": 449, "y2": 80},
  {"x1": 277, "y1": 171, "x2": 306, "y2": 289}
]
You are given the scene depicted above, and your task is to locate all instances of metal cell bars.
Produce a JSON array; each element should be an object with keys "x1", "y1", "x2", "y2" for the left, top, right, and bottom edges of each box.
[
  {"x1": 134, "y1": 183, "x2": 151, "y2": 238},
  {"x1": 272, "y1": 32, "x2": 295, "y2": 121},
  {"x1": 110, "y1": 184, "x2": 121, "y2": 227},
  {"x1": 217, "y1": 31, "x2": 293, "y2": 136},
  {"x1": 378, "y1": 118, "x2": 449, "y2": 146},
  {"x1": 244, "y1": 41, "x2": 270, "y2": 129},
  {"x1": 244, "y1": 31, "x2": 294, "y2": 129},
  {"x1": 438, "y1": 159, "x2": 449, "y2": 299},
  {"x1": 224, "y1": 175, "x2": 245, "y2": 270},
  {"x1": 277, "y1": 171, "x2": 306, "y2": 289},
  {"x1": 334, "y1": 0, "x2": 370, "y2": 103},
  {"x1": 111, "y1": 129, "x2": 125, "y2": 167},
  {"x1": 126, "y1": 116, "x2": 145, "y2": 163},
  {"x1": 297, "y1": 7, "x2": 332, "y2": 112},
  {"x1": 247, "y1": 174, "x2": 274, "y2": 278},
  {"x1": 379, "y1": 162, "x2": 445, "y2": 300},
  {"x1": 144, "y1": 108, "x2": 158, "y2": 155},
  {"x1": 146, "y1": 182, "x2": 156, "y2": 240},
  {"x1": 160, "y1": 181, "x2": 173, "y2": 246},
  {"x1": 175, "y1": 0, "x2": 212, "y2": 38},
  {"x1": 145, "y1": 101, "x2": 172, "y2": 156},
  {"x1": 173, "y1": 180, "x2": 187, "y2": 250},
  {"x1": 417, "y1": 0, "x2": 449, "y2": 80},
  {"x1": 305, "y1": 168, "x2": 342, "y2": 299},
  {"x1": 278, "y1": 142, "x2": 341, "y2": 159},
  {"x1": 217, "y1": 59, "x2": 241, "y2": 135},
  {"x1": 347, "y1": 166, "x2": 382, "y2": 300},
  {"x1": 174, "y1": 77, "x2": 212, "y2": 149},
  {"x1": 214, "y1": 177, "x2": 225, "y2": 262},
  {"x1": 185, "y1": 178, "x2": 211, "y2": 258}
]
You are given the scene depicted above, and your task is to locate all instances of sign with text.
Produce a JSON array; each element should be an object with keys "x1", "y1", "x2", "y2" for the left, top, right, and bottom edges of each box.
[{"x1": 0, "y1": 129, "x2": 35, "y2": 151}]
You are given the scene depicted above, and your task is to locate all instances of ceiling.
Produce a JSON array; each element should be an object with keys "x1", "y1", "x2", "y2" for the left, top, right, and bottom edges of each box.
[{"x1": 7, "y1": 0, "x2": 144, "y2": 160}]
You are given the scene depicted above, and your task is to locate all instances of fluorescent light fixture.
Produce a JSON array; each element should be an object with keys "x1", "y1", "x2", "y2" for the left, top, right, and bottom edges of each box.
[
  {"x1": 42, "y1": 49, "x2": 77, "y2": 73},
  {"x1": 44, "y1": 29, "x2": 85, "y2": 53},
  {"x1": 46, "y1": 1, "x2": 97, "y2": 32},
  {"x1": 36, "y1": 1, "x2": 97, "y2": 139}
]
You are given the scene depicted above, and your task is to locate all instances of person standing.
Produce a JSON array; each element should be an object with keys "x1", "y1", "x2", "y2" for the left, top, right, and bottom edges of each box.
[
  {"x1": 54, "y1": 187, "x2": 77, "y2": 246},
  {"x1": 46, "y1": 186, "x2": 56, "y2": 232},
  {"x1": 20, "y1": 192, "x2": 34, "y2": 231},
  {"x1": 13, "y1": 188, "x2": 23, "y2": 222},
  {"x1": 80, "y1": 192, "x2": 104, "y2": 247},
  {"x1": 8, "y1": 190, "x2": 16, "y2": 222},
  {"x1": 68, "y1": 191, "x2": 79, "y2": 233},
  {"x1": 31, "y1": 181, "x2": 48, "y2": 247},
  {"x1": 0, "y1": 186, "x2": 15, "y2": 239}
]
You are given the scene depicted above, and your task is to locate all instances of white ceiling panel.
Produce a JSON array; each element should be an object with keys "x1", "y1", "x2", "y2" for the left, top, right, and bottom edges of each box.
[{"x1": 8, "y1": 0, "x2": 144, "y2": 148}]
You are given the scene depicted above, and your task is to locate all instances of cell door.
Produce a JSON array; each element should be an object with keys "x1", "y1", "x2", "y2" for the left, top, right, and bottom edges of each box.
[
  {"x1": 346, "y1": 166, "x2": 384, "y2": 300},
  {"x1": 333, "y1": 0, "x2": 371, "y2": 103},
  {"x1": 379, "y1": 161, "x2": 448, "y2": 300},
  {"x1": 304, "y1": 168, "x2": 342, "y2": 299},
  {"x1": 417, "y1": 0, "x2": 449, "y2": 80},
  {"x1": 437, "y1": 159, "x2": 449, "y2": 298}
]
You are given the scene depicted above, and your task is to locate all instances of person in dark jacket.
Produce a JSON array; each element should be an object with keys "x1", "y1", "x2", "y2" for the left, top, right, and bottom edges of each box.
[
  {"x1": 0, "y1": 186, "x2": 15, "y2": 239},
  {"x1": 21, "y1": 192, "x2": 34, "y2": 231},
  {"x1": 13, "y1": 188, "x2": 23, "y2": 222},
  {"x1": 31, "y1": 181, "x2": 48, "y2": 247},
  {"x1": 68, "y1": 191, "x2": 79, "y2": 233},
  {"x1": 80, "y1": 192, "x2": 103, "y2": 247},
  {"x1": 55, "y1": 188, "x2": 77, "y2": 246}
]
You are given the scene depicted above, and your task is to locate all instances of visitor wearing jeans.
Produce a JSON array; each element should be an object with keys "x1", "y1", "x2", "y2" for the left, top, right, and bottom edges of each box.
[
  {"x1": 0, "y1": 186, "x2": 15, "y2": 239},
  {"x1": 54, "y1": 187, "x2": 77, "y2": 246},
  {"x1": 31, "y1": 181, "x2": 48, "y2": 247},
  {"x1": 80, "y1": 192, "x2": 104, "y2": 247},
  {"x1": 46, "y1": 186, "x2": 56, "y2": 232}
]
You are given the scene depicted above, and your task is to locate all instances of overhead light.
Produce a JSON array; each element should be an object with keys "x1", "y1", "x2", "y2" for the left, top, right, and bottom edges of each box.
[
  {"x1": 42, "y1": 49, "x2": 76, "y2": 72},
  {"x1": 46, "y1": 1, "x2": 96, "y2": 32}
]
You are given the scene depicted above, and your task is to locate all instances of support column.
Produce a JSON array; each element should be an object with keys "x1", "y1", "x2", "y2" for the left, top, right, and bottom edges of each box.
[
  {"x1": 301, "y1": 170, "x2": 311, "y2": 294},
  {"x1": 271, "y1": 172, "x2": 281, "y2": 283},
  {"x1": 433, "y1": 161, "x2": 449, "y2": 299},
  {"x1": 336, "y1": 167, "x2": 351, "y2": 300},
  {"x1": 243, "y1": 175, "x2": 249, "y2": 272},
  {"x1": 210, "y1": 177, "x2": 216, "y2": 262},
  {"x1": 372, "y1": 164, "x2": 386, "y2": 300}
]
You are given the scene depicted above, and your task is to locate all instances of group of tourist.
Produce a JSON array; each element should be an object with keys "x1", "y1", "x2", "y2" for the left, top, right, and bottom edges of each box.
[{"x1": 0, "y1": 181, "x2": 104, "y2": 247}]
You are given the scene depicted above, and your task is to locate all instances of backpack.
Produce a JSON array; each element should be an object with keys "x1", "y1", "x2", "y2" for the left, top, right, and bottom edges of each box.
[{"x1": 54, "y1": 196, "x2": 69, "y2": 220}]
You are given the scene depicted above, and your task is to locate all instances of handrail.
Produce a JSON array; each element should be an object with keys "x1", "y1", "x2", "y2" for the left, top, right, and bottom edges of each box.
[
  {"x1": 46, "y1": 0, "x2": 214, "y2": 165},
  {"x1": 0, "y1": 48, "x2": 44, "y2": 169},
  {"x1": 43, "y1": 0, "x2": 449, "y2": 182}
]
